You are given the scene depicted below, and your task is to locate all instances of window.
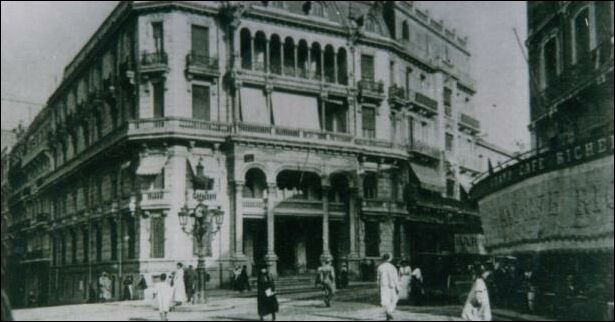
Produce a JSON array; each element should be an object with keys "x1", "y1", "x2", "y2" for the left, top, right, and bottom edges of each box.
[
  {"x1": 192, "y1": 85, "x2": 210, "y2": 120},
  {"x1": 153, "y1": 168, "x2": 165, "y2": 189},
  {"x1": 365, "y1": 17, "x2": 377, "y2": 33},
  {"x1": 446, "y1": 133, "x2": 454, "y2": 152},
  {"x1": 311, "y1": 2, "x2": 324, "y2": 17},
  {"x1": 402, "y1": 21, "x2": 409, "y2": 41},
  {"x1": 542, "y1": 36, "x2": 559, "y2": 88},
  {"x1": 364, "y1": 222, "x2": 380, "y2": 257},
  {"x1": 71, "y1": 230, "x2": 77, "y2": 264},
  {"x1": 151, "y1": 216, "x2": 165, "y2": 258},
  {"x1": 96, "y1": 224, "x2": 102, "y2": 262},
  {"x1": 389, "y1": 60, "x2": 395, "y2": 85},
  {"x1": 191, "y1": 25, "x2": 209, "y2": 57},
  {"x1": 405, "y1": 68, "x2": 412, "y2": 97},
  {"x1": 152, "y1": 22, "x2": 164, "y2": 53},
  {"x1": 363, "y1": 172, "x2": 378, "y2": 199},
  {"x1": 361, "y1": 54, "x2": 375, "y2": 81},
  {"x1": 110, "y1": 220, "x2": 118, "y2": 261},
  {"x1": 362, "y1": 106, "x2": 376, "y2": 138},
  {"x1": 61, "y1": 234, "x2": 67, "y2": 265},
  {"x1": 126, "y1": 217, "x2": 136, "y2": 259},
  {"x1": 443, "y1": 87, "x2": 452, "y2": 107},
  {"x1": 446, "y1": 179, "x2": 455, "y2": 198},
  {"x1": 82, "y1": 228, "x2": 89, "y2": 264},
  {"x1": 572, "y1": 7, "x2": 592, "y2": 64},
  {"x1": 153, "y1": 81, "x2": 165, "y2": 118}
]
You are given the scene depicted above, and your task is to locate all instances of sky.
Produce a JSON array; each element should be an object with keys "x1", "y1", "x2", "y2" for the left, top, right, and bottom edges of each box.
[{"x1": 1, "y1": 1, "x2": 530, "y2": 151}]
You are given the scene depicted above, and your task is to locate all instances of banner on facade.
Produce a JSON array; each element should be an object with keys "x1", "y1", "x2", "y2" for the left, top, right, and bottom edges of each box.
[{"x1": 455, "y1": 234, "x2": 487, "y2": 255}]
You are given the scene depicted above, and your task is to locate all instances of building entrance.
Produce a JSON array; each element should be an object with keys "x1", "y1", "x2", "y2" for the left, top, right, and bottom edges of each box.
[{"x1": 275, "y1": 217, "x2": 322, "y2": 276}]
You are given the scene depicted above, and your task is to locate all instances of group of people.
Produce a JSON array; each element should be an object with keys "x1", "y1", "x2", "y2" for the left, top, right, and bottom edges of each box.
[
  {"x1": 152, "y1": 263, "x2": 198, "y2": 321},
  {"x1": 376, "y1": 253, "x2": 492, "y2": 321}
]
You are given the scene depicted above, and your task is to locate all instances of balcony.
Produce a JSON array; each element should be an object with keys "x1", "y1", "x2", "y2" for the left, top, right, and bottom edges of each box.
[
  {"x1": 358, "y1": 79, "x2": 385, "y2": 101},
  {"x1": 242, "y1": 198, "x2": 266, "y2": 217},
  {"x1": 235, "y1": 123, "x2": 355, "y2": 146},
  {"x1": 408, "y1": 140, "x2": 441, "y2": 161},
  {"x1": 127, "y1": 117, "x2": 230, "y2": 142},
  {"x1": 410, "y1": 91, "x2": 438, "y2": 116},
  {"x1": 185, "y1": 52, "x2": 220, "y2": 78},
  {"x1": 140, "y1": 189, "x2": 171, "y2": 210},
  {"x1": 140, "y1": 51, "x2": 168, "y2": 74},
  {"x1": 388, "y1": 85, "x2": 409, "y2": 109},
  {"x1": 361, "y1": 199, "x2": 407, "y2": 215},
  {"x1": 459, "y1": 113, "x2": 480, "y2": 134}
]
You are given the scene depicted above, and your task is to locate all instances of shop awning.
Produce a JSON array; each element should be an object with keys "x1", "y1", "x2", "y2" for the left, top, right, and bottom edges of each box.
[
  {"x1": 240, "y1": 86, "x2": 270, "y2": 125},
  {"x1": 271, "y1": 91, "x2": 320, "y2": 130},
  {"x1": 410, "y1": 164, "x2": 445, "y2": 192},
  {"x1": 136, "y1": 154, "x2": 167, "y2": 176}
]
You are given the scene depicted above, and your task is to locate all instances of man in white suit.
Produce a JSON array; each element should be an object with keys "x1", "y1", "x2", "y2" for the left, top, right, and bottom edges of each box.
[{"x1": 378, "y1": 253, "x2": 400, "y2": 321}]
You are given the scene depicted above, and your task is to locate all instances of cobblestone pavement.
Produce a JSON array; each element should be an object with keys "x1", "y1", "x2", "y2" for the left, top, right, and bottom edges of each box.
[{"x1": 13, "y1": 296, "x2": 466, "y2": 321}]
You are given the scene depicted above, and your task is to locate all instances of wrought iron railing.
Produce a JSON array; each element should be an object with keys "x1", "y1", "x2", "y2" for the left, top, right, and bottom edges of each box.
[
  {"x1": 186, "y1": 52, "x2": 219, "y2": 69},
  {"x1": 358, "y1": 79, "x2": 385, "y2": 94},
  {"x1": 141, "y1": 51, "x2": 168, "y2": 65}
]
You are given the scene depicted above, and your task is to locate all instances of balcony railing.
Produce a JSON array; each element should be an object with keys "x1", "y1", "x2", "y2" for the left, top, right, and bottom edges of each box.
[
  {"x1": 388, "y1": 85, "x2": 408, "y2": 108},
  {"x1": 128, "y1": 117, "x2": 231, "y2": 139},
  {"x1": 186, "y1": 53, "x2": 218, "y2": 68},
  {"x1": 192, "y1": 189, "x2": 217, "y2": 202},
  {"x1": 358, "y1": 79, "x2": 385, "y2": 97},
  {"x1": 141, "y1": 51, "x2": 168, "y2": 66},
  {"x1": 460, "y1": 113, "x2": 480, "y2": 132},
  {"x1": 140, "y1": 189, "x2": 171, "y2": 209},
  {"x1": 413, "y1": 91, "x2": 438, "y2": 113}
]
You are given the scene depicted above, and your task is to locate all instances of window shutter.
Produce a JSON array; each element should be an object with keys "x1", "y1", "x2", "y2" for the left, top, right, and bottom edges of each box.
[
  {"x1": 191, "y1": 25, "x2": 209, "y2": 56},
  {"x1": 192, "y1": 85, "x2": 210, "y2": 120}
]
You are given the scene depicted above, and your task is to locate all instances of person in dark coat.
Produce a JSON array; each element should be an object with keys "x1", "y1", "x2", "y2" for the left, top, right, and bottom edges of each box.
[
  {"x1": 184, "y1": 265, "x2": 196, "y2": 304},
  {"x1": 123, "y1": 275, "x2": 134, "y2": 301},
  {"x1": 257, "y1": 263, "x2": 278, "y2": 321},
  {"x1": 237, "y1": 265, "x2": 251, "y2": 293}
]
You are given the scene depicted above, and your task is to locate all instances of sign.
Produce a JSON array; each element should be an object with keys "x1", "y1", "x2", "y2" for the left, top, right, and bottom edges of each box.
[
  {"x1": 479, "y1": 156, "x2": 614, "y2": 253},
  {"x1": 455, "y1": 234, "x2": 487, "y2": 255},
  {"x1": 472, "y1": 134, "x2": 614, "y2": 199}
]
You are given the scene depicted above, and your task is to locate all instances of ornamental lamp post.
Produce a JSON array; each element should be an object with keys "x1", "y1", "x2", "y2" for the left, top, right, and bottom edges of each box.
[{"x1": 178, "y1": 196, "x2": 223, "y2": 304}]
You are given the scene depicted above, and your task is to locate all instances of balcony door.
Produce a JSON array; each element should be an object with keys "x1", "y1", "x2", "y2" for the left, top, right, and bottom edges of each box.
[
  {"x1": 192, "y1": 84, "x2": 210, "y2": 121},
  {"x1": 191, "y1": 25, "x2": 209, "y2": 57},
  {"x1": 361, "y1": 54, "x2": 375, "y2": 81}
]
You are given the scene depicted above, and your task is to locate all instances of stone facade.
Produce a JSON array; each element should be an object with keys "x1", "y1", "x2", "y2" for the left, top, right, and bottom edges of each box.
[{"x1": 6, "y1": 1, "x2": 509, "y2": 307}]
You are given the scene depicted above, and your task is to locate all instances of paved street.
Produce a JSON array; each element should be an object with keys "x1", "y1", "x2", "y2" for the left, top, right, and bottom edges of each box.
[{"x1": 13, "y1": 294, "x2": 465, "y2": 321}]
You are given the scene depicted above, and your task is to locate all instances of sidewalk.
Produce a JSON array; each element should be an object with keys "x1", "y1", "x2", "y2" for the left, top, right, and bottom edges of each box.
[{"x1": 492, "y1": 308, "x2": 557, "y2": 321}]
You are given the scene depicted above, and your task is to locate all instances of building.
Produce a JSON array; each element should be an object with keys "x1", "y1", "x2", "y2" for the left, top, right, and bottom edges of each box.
[
  {"x1": 6, "y1": 1, "x2": 509, "y2": 306},
  {"x1": 472, "y1": 1, "x2": 613, "y2": 319}
]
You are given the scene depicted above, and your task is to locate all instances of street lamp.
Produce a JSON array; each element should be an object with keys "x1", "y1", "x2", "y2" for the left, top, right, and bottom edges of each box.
[{"x1": 178, "y1": 197, "x2": 223, "y2": 303}]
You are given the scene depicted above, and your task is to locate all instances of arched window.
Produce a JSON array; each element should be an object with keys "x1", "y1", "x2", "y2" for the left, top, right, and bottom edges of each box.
[
  {"x1": 365, "y1": 16, "x2": 378, "y2": 33},
  {"x1": 402, "y1": 20, "x2": 409, "y2": 41},
  {"x1": 571, "y1": 6, "x2": 594, "y2": 65},
  {"x1": 311, "y1": 2, "x2": 325, "y2": 17}
]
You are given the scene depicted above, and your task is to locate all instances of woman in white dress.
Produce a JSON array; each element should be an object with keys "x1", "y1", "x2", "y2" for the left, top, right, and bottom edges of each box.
[
  {"x1": 462, "y1": 266, "x2": 492, "y2": 321},
  {"x1": 398, "y1": 260, "x2": 412, "y2": 301},
  {"x1": 172, "y1": 263, "x2": 187, "y2": 305}
]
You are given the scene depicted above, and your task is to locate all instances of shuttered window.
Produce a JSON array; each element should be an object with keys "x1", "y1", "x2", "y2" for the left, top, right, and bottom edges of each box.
[
  {"x1": 191, "y1": 25, "x2": 209, "y2": 56},
  {"x1": 361, "y1": 54, "x2": 374, "y2": 81},
  {"x1": 362, "y1": 106, "x2": 376, "y2": 138},
  {"x1": 151, "y1": 216, "x2": 165, "y2": 258},
  {"x1": 192, "y1": 85, "x2": 210, "y2": 120},
  {"x1": 153, "y1": 81, "x2": 165, "y2": 118}
]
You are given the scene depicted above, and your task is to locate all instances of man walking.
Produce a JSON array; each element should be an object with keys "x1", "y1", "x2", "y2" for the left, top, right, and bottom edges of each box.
[
  {"x1": 316, "y1": 258, "x2": 336, "y2": 307},
  {"x1": 378, "y1": 253, "x2": 400, "y2": 321}
]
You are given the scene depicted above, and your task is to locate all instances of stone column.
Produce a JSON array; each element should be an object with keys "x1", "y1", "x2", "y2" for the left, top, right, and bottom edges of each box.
[
  {"x1": 293, "y1": 44, "x2": 298, "y2": 77},
  {"x1": 234, "y1": 180, "x2": 245, "y2": 258},
  {"x1": 320, "y1": 49, "x2": 325, "y2": 82},
  {"x1": 250, "y1": 36, "x2": 255, "y2": 69},
  {"x1": 280, "y1": 42, "x2": 284, "y2": 76},
  {"x1": 307, "y1": 46, "x2": 312, "y2": 79},
  {"x1": 320, "y1": 93, "x2": 327, "y2": 131},
  {"x1": 348, "y1": 187, "x2": 358, "y2": 257},
  {"x1": 321, "y1": 177, "x2": 332, "y2": 262},
  {"x1": 265, "y1": 39, "x2": 270, "y2": 74},
  {"x1": 264, "y1": 183, "x2": 278, "y2": 276}
]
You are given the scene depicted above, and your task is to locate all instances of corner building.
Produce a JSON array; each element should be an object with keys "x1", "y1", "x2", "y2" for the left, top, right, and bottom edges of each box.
[{"x1": 7, "y1": 1, "x2": 509, "y2": 306}]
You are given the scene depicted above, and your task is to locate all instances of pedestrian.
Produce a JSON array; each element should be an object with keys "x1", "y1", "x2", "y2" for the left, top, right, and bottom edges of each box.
[
  {"x1": 410, "y1": 263, "x2": 424, "y2": 306},
  {"x1": 154, "y1": 273, "x2": 173, "y2": 321},
  {"x1": 398, "y1": 260, "x2": 412, "y2": 302},
  {"x1": 316, "y1": 258, "x2": 336, "y2": 307},
  {"x1": 99, "y1": 272, "x2": 112, "y2": 302},
  {"x1": 256, "y1": 262, "x2": 278, "y2": 321},
  {"x1": 377, "y1": 253, "x2": 400, "y2": 321},
  {"x1": 172, "y1": 263, "x2": 187, "y2": 306},
  {"x1": 184, "y1": 265, "x2": 196, "y2": 304},
  {"x1": 123, "y1": 275, "x2": 134, "y2": 301},
  {"x1": 237, "y1": 265, "x2": 251, "y2": 293},
  {"x1": 461, "y1": 266, "x2": 492, "y2": 321},
  {"x1": 339, "y1": 265, "x2": 349, "y2": 289},
  {"x1": 137, "y1": 274, "x2": 148, "y2": 301},
  {"x1": 522, "y1": 269, "x2": 535, "y2": 313},
  {"x1": 233, "y1": 265, "x2": 242, "y2": 290},
  {"x1": 87, "y1": 282, "x2": 97, "y2": 303}
]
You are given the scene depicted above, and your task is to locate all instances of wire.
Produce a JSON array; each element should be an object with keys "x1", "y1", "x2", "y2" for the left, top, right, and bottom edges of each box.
[{"x1": 1, "y1": 97, "x2": 44, "y2": 106}]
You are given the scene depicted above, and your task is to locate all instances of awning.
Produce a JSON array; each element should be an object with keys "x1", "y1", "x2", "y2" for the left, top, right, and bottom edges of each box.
[
  {"x1": 410, "y1": 164, "x2": 445, "y2": 192},
  {"x1": 136, "y1": 154, "x2": 167, "y2": 176},
  {"x1": 240, "y1": 87, "x2": 269, "y2": 125},
  {"x1": 271, "y1": 91, "x2": 320, "y2": 130}
]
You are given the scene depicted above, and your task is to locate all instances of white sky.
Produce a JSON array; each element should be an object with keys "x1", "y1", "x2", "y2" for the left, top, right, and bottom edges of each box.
[{"x1": 0, "y1": 1, "x2": 530, "y2": 151}]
